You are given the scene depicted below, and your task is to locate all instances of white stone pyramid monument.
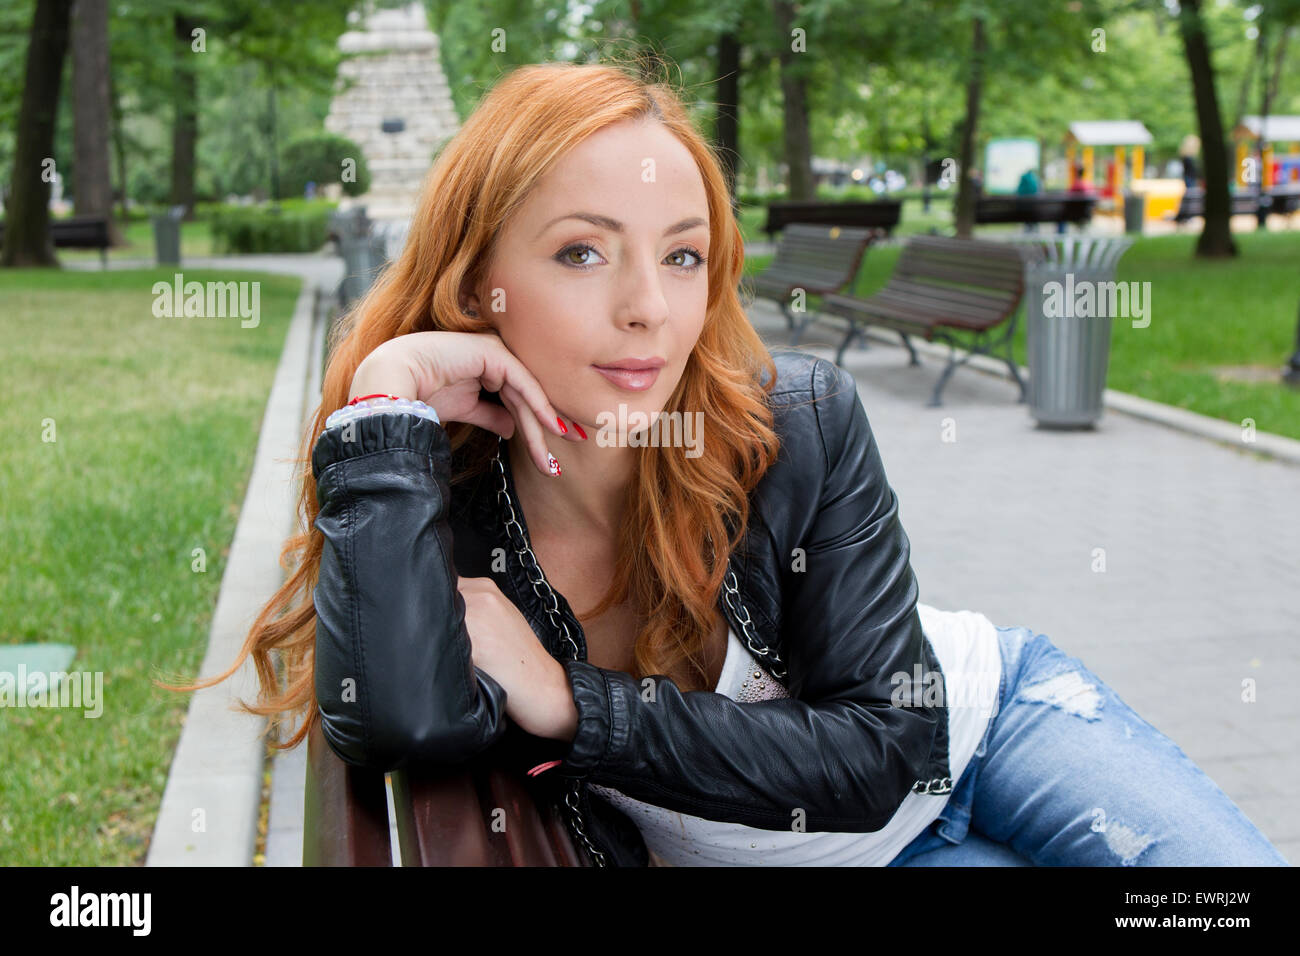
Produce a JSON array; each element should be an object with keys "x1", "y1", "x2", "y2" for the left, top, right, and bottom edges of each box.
[{"x1": 325, "y1": 1, "x2": 461, "y2": 222}]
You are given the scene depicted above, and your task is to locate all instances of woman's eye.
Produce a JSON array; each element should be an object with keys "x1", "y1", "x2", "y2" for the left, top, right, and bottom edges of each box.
[
  {"x1": 667, "y1": 246, "x2": 707, "y2": 270},
  {"x1": 560, "y1": 243, "x2": 603, "y2": 267},
  {"x1": 556, "y1": 243, "x2": 707, "y2": 272}
]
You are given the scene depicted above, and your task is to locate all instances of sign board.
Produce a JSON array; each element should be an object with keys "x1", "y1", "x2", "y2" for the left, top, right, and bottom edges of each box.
[{"x1": 985, "y1": 138, "x2": 1041, "y2": 194}]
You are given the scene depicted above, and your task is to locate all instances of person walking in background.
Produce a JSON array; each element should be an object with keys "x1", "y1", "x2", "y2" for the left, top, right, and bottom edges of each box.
[
  {"x1": 1016, "y1": 166, "x2": 1041, "y2": 232},
  {"x1": 1060, "y1": 163, "x2": 1093, "y2": 233},
  {"x1": 1179, "y1": 134, "x2": 1201, "y2": 191}
]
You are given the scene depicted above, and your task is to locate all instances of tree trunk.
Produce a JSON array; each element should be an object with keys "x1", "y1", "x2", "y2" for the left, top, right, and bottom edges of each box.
[
  {"x1": 772, "y1": 0, "x2": 814, "y2": 200},
  {"x1": 72, "y1": 0, "x2": 122, "y2": 244},
  {"x1": 267, "y1": 77, "x2": 281, "y2": 203},
  {"x1": 1267, "y1": 26, "x2": 1289, "y2": 105},
  {"x1": 954, "y1": 16, "x2": 985, "y2": 239},
  {"x1": 110, "y1": 71, "x2": 128, "y2": 222},
  {"x1": 1, "y1": 0, "x2": 73, "y2": 268},
  {"x1": 170, "y1": 14, "x2": 199, "y2": 219},
  {"x1": 1233, "y1": 21, "x2": 1266, "y2": 129},
  {"x1": 715, "y1": 30, "x2": 741, "y2": 207},
  {"x1": 1177, "y1": 0, "x2": 1237, "y2": 257}
]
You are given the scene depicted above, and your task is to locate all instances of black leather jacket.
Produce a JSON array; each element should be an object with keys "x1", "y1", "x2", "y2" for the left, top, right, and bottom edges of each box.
[{"x1": 311, "y1": 348, "x2": 952, "y2": 866}]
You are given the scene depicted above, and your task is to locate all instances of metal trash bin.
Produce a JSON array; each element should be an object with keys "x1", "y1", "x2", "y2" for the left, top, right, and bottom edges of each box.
[
  {"x1": 329, "y1": 205, "x2": 371, "y2": 243},
  {"x1": 152, "y1": 204, "x2": 185, "y2": 265},
  {"x1": 336, "y1": 232, "x2": 389, "y2": 309},
  {"x1": 1008, "y1": 235, "x2": 1134, "y2": 428},
  {"x1": 1122, "y1": 191, "x2": 1145, "y2": 235}
]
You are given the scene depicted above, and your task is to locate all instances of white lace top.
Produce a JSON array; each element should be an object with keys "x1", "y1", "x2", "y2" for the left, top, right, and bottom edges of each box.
[{"x1": 587, "y1": 602, "x2": 1003, "y2": 866}]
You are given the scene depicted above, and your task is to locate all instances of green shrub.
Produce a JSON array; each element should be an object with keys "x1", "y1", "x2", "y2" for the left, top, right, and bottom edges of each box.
[
  {"x1": 280, "y1": 133, "x2": 371, "y2": 199},
  {"x1": 128, "y1": 165, "x2": 171, "y2": 206},
  {"x1": 209, "y1": 203, "x2": 332, "y2": 253}
]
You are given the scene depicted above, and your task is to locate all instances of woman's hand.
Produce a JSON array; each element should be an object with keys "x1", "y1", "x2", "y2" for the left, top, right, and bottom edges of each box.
[
  {"x1": 348, "y1": 330, "x2": 586, "y2": 477},
  {"x1": 457, "y1": 576, "x2": 579, "y2": 743}
]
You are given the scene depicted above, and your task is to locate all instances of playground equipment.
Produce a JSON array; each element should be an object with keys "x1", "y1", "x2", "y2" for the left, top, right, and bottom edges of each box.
[
  {"x1": 1064, "y1": 121, "x2": 1154, "y2": 202},
  {"x1": 1232, "y1": 115, "x2": 1300, "y2": 188}
]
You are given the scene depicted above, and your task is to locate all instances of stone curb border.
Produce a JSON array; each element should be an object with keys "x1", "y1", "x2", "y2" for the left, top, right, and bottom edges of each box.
[
  {"x1": 850, "y1": 322, "x2": 1300, "y2": 467},
  {"x1": 146, "y1": 279, "x2": 317, "y2": 866}
]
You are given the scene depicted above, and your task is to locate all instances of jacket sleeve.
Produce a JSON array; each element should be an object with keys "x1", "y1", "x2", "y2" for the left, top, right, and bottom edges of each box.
[
  {"x1": 554, "y1": 359, "x2": 942, "y2": 832},
  {"x1": 311, "y1": 411, "x2": 509, "y2": 771}
]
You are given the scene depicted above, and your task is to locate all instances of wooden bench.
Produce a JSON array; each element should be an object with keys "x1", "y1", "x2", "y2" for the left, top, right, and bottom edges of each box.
[
  {"x1": 0, "y1": 215, "x2": 112, "y2": 268},
  {"x1": 1271, "y1": 185, "x2": 1300, "y2": 215},
  {"x1": 303, "y1": 713, "x2": 588, "y2": 866},
  {"x1": 761, "y1": 200, "x2": 902, "y2": 240},
  {"x1": 820, "y1": 235, "x2": 1030, "y2": 407},
  {"x1": 1168, "y1": 185, "x2": 1300, "y2": 226},
  {"x1": 745, "y1": 223, "x2": 882, "y2": 345},
  {"x1": 1168, "y1": 187, "x2": 1268, "y2": 225},
  {"x1": 974, "y1": 194, "x2": 1096, "y2": 227}
]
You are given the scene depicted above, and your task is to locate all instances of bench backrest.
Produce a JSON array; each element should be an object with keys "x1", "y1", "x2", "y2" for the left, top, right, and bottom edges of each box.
[
  {"x1": 763, "y1": 200, "x2": 902, "y2": 235},
  {"x1": 771, "y1": 223, "x2": 877, "y2": 270},
  {"x1": 49, "y1": 216, "x2": 111, "y2": 246},
  {"x1": 890, "y1": 235, "x2": 1026, "y2": 302},
  {"x1": 0, "y1": 215, "x2": 111, "y2": 248},
  {"x1": 1176, "y1": 188, "x2": 1270, "y2": 218},
  {"x1": 303, "y1": 713, "x2": 587, "y2": 866},
  {"x1": 974, "y1": 195, "x2": 1095, "y2": 224}
]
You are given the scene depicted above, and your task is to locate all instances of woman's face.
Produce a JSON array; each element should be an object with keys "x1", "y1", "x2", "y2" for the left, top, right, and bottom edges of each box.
[{"x1": 473, "y1": 117, "x2": 711, "y2": 437}]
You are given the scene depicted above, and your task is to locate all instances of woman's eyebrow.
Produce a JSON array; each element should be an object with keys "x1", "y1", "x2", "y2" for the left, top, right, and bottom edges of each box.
[{"x1": 535, "y1": 212, "x2": 708, "y2": 239}]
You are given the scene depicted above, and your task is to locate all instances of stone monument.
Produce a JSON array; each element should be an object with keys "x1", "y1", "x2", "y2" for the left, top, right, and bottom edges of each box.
[{"x1": 324, "y1": 1, "x2": 460, "y2": 222}]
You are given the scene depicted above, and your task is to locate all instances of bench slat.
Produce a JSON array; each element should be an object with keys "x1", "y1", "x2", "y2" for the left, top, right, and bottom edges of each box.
[
  {"x1": 390, "y1": 758, "x2": 586, "y2": 866},
  {"x1": 302, "y1": 716, "x2": 394, "y2": 866}
]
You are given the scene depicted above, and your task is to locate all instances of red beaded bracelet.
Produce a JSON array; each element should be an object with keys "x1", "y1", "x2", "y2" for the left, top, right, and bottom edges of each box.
[{"x1": 348, "y1": 393, "x2": 402, "y2": 406}]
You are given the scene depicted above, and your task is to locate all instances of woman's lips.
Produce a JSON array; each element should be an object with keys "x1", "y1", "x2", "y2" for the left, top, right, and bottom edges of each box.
[{"x1": 592, "y1": 365, "x2": 660, "y2": 391}]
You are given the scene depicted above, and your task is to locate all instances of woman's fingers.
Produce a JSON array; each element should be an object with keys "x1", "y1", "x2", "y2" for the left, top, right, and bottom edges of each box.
[
  {"x1": 500, "y1": 382, "x2": 561, "y2": 477},
  {"x1": 456, "y1": 399, "x2": 516, "y2": 440},
  {"x1": 489, "y1": 341, "x2": 584, "y2": 444}
]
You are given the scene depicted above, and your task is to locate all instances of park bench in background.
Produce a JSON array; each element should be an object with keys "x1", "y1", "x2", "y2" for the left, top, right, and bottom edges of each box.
[
  {"x1": 745, "y1": 223, "x2": 882, "y2": 345},
  {"x1": 761, "y1": 199, "x2": 902, "y2": 240},
  {"x1": 820, "y1": 235, "x2": 1029, "y2": 407},
  {"x1": 1169, "y1": 186, "x2": 1300, "y2": 226},
  {"x1": 974, "y1": 194, "x2": 1095, "y2": 229},
  {"x1": 1271, "y1": 185, "x2": 1300, "y2": 215},
  {"x1": 0, "y1": 215, "x2": 112, "y2": 268},
  {"x1": 303, "y1": 713, "x2": 587, "y2": 866}
]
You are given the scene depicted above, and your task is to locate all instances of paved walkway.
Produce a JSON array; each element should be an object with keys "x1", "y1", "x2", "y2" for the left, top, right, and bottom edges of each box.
[
  {"x1": 97, "y1": 247, "x2": 1293, "y2": 864},
  {"x1": 69, "y1": 251, "x2": 347, "y2": 290},
  {"x1": 750, "y1": 302, "x2": 1298, "y2": 864}
]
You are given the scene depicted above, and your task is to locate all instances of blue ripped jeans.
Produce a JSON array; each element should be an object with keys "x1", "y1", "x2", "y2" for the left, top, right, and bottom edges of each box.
[{"x1": 887, "y1": 625, "x2": 1290, "y2": 867}]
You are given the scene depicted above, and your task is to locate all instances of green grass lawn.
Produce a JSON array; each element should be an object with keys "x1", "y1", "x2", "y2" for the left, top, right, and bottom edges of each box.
[
  {"x1": 743, "y1": 230, "x2": 1300, "y2": 442},
  {"x1": 0, "y1": 267, "x2": 300, "y2": 864}
]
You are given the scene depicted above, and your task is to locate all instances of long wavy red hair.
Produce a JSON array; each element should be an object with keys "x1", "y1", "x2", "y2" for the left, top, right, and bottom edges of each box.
[{"x1": 159, "y1": 56, "x2": 782, "y2": 752}]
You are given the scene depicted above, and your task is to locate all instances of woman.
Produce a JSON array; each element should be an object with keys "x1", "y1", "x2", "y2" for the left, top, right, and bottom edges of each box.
[{"x1": 180, "y1": 60, "x2": 1288, "y2": 868}]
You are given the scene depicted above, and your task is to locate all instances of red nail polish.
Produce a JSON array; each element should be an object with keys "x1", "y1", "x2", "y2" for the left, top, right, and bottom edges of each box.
[
  {"x1": 556, "y1": 416, "x2": 567, "y2": 434},
  {"x1": 547, "y1": 453, "x2": 561, "y2": 477},
  {"x1": 574, "y1": 422, "x2": 587, "y2": 440}
]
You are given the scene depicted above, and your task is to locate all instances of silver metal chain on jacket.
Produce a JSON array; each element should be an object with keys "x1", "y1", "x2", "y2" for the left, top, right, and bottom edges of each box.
[
  {"x1": 492, "y1": 440, "x2": 607, "y2": 866},
  {"x1": 490, "y1": 437, "x2": 947, "y2": 866}
]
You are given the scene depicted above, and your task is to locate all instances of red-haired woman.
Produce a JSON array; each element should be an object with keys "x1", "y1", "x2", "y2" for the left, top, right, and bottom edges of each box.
[{"x1": 181, "y1": 61, "x2": 1288, "y2": 868}]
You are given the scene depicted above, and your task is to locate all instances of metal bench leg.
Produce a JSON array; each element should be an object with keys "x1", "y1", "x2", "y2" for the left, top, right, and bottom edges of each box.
[
  {"x1": 926, "y1": 334, "x2": 977, "y2": 407},
  {"x1": 899, "y1": 331, "x2": 920, "y2": 366},
  {"x1": 992, "y1": 307, "x2": 1028, "y2": 402},
  {"x1": 100, "y1": 247, "x2": 108, "y2": 270},
  {"x1": 835, "y1": 322, "x2": 863, "y2": 365},
  {"x1": 787, "y1": 304, "x2": 815, "y2": 346}
]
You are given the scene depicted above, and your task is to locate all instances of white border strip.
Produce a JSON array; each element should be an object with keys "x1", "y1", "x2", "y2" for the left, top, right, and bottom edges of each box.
[{"x1": 147, "y1": 280, "x2": 316, "y2": 866}]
